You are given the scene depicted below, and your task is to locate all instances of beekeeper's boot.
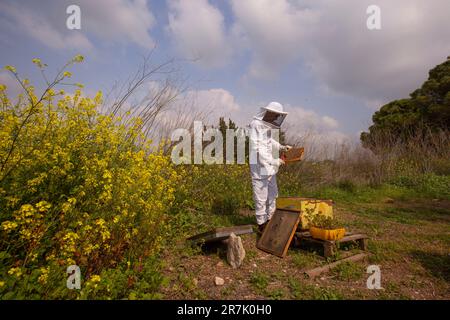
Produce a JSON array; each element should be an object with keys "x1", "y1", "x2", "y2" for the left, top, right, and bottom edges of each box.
[{"x1": 257, "y1": 221, "x2": 268, "y2": 234}]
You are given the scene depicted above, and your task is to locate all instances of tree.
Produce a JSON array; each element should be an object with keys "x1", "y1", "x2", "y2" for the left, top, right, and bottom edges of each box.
[{"x1": 361, "y1": 57, "x2": 450, "y2": 150}]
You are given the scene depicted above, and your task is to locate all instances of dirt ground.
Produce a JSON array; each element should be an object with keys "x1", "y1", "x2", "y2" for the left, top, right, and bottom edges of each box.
[{"x1": 159, "y1": 199, "x2": 450, "y2": 300}]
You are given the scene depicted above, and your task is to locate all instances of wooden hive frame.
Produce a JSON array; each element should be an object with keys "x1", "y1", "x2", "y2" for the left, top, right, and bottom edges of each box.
[{"x1": 256, "y1": 208, "x2": 301, "y2": 258}]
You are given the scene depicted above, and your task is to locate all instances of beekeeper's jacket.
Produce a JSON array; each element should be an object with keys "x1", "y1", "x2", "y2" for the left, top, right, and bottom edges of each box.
[{"x1": 248, "y1": 108, "x2": 284, "y2": 179}]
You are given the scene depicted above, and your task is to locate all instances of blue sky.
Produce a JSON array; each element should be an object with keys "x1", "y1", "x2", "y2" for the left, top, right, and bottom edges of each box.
[{"x1": 1, "y1": 0, "x2": 449, "y2": 144}]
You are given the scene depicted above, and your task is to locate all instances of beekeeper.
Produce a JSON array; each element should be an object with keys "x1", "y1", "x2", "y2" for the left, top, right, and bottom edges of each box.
[{"x1": 249, "y1": 102, "x2": 291, "y2": 233}]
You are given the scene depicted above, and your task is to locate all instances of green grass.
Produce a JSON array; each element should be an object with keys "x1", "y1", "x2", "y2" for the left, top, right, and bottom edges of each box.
[
  {"x1": 422, "y1": 233, "x2": 450, "y2": 246},
  {"x1": 331, "y1": 261, "x2": 364, "y2": 281},
  {"x1": 288, "y1": 278, "x2": 344, "y2": 300},
  {"x1": 409, "y1": 250, "x2": 450, "y2": 282},
  {"x1": 266, "y1": 288, "x2": 286, "y2": 300},
  {"x1": 246, "y1": 249, "x2": 258, "y2": 260},
  {"x1": 220, "y1": 283, "x2": 236, "y2": 297},
  {"x1": 249, "y1": 271, "x2": 269, "y2": 294},
  {"x1": 291, "y1": 251, "x2": 322, "y2": 269},
  {"x1": 294, "y1": 179, "x2": 450, "y2": 205}
]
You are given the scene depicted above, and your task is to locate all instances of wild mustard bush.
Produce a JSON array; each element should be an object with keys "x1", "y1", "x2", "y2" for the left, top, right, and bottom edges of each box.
[{"x1": 0, "y1": 57, "x2": 180, "y2": 298}]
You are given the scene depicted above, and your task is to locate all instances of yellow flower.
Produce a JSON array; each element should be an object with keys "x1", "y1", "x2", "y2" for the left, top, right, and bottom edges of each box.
[
  {"x1": 36, "y1": 200, "x2": 51, "y2": 212},
  {"x1": 61, "y1": 198, "x2": 76, "y2": 213},
  {"x1": 95, "y1": 218, "x2": 105, "y2": 226},
  {"x1": 30, "y1": 252, "x2": 38, "y2": 262},
  {"x1": 38, "y1": 267, "x2": 49, "y2": 284},
  {"x1": 90, "y1": 275, "x2": 101, "y2": 282},
  {"x1": 32, "y1": 58, "x2": 44, "y2": 68},
  {"x1": 73, "y1": 54, "x2": 84, "y2": 63},
  {"x1": 1, "y1": 220, "x2": 18, "y2": 233},
  {"x1": 102, "y1": 170, "x2": 112, "y2": 180},
  {"x1": 4, "y1": 65, "x2": 16, "y2": 73},
  {"x1": 8, "y1": 267, "x2": 22, "y2": 277}
]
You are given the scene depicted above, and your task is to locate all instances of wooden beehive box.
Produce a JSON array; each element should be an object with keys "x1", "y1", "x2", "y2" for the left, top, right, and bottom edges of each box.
[{"x1": 276, "y1": 197, "x2": 333, "y2": 230}]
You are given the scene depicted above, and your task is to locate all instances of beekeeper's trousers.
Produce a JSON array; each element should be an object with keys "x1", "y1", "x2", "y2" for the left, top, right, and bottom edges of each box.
[{"x1": 251, "y1": 175, "x2": 278, "y2": 225}]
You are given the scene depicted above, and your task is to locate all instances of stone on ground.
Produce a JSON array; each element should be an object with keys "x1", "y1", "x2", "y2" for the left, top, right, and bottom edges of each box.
[
  {"x1": 214, "y1": 276, "x2": 224, "y2": 286},
  {"x1": 226, "y1": 232, "x2": 245, "y2": 269}
]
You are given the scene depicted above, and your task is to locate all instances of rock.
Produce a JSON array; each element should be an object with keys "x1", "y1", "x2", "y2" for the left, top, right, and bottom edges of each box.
[
  {"x1": 227, "y1": 233, "x2": 246, "y2": 269},
  {"x1": 214, "y1": 276, "x2": 225, "y2": 286},
  {"x1": 384, "y1": 198, "x2": 394, "y2": 203}
]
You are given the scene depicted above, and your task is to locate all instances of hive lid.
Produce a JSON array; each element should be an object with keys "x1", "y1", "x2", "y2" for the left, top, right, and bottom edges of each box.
[{"x1": 188, "y1": 225, "x2": 254, "y2": 243}]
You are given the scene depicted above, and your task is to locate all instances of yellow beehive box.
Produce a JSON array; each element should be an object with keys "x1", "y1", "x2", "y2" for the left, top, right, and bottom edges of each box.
[{"x1": 276, "y1": 197, "x2": 333, "y2": 230}]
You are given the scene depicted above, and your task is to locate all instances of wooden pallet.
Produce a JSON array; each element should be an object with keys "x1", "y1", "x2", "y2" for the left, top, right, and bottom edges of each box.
[{"x1": 294, "y1": 231, "x2": 368, "y2": 258}]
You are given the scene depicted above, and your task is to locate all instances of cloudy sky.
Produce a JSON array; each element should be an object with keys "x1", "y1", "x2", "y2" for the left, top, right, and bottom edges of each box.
[{"x1": 1, "y1": 0, "x2": 449, "y2": 143}]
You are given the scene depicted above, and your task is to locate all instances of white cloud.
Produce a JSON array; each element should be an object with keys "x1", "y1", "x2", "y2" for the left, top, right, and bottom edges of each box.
[
  {"x1": 0, "y1": 2, "x2": 93, "y2": 51},
  {"x1": 301, "y1": 0, "x2": 450, "y2": 103},
  {"x1": 146, "y1": 87, "x2": 241, "y2": 143},
  {"x1": 167, "y1": 0, "x2": 231, "y2": 68},
  {"x1": 141, "y1": 86, "x2": 349, "y2": 153},
  {"x1": 321, "y1": 116, "x2": 339, "y2": 129},
  {"x1": 0, "y1": 0, "x2": 156, "y2": 51},
  {"x1": 230, "y1": 0, "x2": 450, "y2": 103},
  {"x1": 183, "y1": 88, "x2": 241, "y2": 122},
  {"x1": 284, "y1": 105, "x2": 340, "y2": 133},
  {"x1": 80, "y1": 0, "x2": 155, "y2": 48},
  {"x1": 230, "y1": 0, "x2": 316, "y2": 79},
  {"x1": 187, "y1": 95, "x2": 343, "y2": 141},
  {"x1": 176, "y1": 92, "x2": 345, "y2": 144},
  {"x1": 280, "y1": 105, "x2": 349, "y2": 158}
]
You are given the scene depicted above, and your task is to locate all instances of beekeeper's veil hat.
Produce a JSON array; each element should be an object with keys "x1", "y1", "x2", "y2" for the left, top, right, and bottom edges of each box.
[{"x1": 254, "y1": 102, "x2": 288, "y2": 127}]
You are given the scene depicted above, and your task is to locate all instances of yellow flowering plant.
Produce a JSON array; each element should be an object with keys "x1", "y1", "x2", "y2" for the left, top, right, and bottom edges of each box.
[{"x1": 0, "y1": 57, "x2": 181, "y2": 298}]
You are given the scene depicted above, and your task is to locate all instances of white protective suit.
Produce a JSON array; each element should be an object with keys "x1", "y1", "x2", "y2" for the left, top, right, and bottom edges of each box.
[{"x1": 249, "y1": 102, "x2": 289, "y2": 226}]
